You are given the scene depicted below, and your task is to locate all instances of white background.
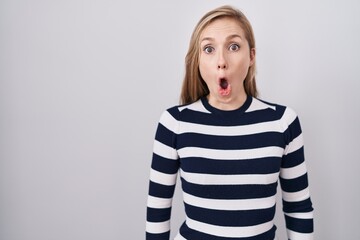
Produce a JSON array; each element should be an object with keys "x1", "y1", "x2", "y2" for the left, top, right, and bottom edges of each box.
[{"x1": 1, "y1": 0, "x2": 359, "y2": 239}]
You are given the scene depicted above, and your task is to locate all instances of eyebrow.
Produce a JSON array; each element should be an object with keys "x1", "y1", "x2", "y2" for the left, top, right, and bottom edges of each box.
[{"x1": 200, "y1": 34, "x2": 243, "y2": 43}]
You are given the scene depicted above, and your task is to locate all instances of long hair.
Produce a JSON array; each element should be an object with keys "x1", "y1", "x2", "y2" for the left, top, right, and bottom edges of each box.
[{"x1": 180, "y1": 5, "x2": 258, "y2": 105}]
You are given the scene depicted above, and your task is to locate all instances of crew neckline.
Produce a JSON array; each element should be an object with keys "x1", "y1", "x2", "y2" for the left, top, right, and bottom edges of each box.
[{"x1": 201, "y1": 95, "x2": 252, "y2": 116}]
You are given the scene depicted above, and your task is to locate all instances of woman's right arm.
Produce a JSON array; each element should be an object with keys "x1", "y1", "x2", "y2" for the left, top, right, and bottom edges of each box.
[{"x1": 146, "y1": 109, "x2": 180, "y2": 240}]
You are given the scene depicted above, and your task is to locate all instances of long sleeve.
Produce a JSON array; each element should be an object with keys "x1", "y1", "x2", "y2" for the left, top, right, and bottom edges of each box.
[
  {"x1": 279, "y1": 108, "x2": 314, "y2": 240},
  {"x1": 146, "y1": 109, "x2": 180, "y2": 240}
]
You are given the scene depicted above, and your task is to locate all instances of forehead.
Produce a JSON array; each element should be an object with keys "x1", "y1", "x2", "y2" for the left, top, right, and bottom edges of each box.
[{"x1": 200, "y1": 17, "x2": 245, "y2": 40}]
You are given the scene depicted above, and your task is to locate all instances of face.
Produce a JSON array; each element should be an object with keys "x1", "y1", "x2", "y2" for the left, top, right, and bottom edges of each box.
[{"x1": 199, "y1": 17, "x2": 255, "y2": 109}]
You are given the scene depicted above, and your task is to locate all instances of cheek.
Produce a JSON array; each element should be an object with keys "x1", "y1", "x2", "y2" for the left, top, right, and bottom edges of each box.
[
  {"x1": 199, "y1": 66, "x2": 210, "y2": 85},
  {"x1": 199, "y1": 58, "x2": 212, "y2": 81},
  {"x1": 233, "y1": 56, "x2": 251, "y2": 74}
]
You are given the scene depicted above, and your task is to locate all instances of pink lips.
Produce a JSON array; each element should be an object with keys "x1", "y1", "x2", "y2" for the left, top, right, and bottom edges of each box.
[{"x1": 219, "y1": 78, "x2": 231, "y2": 96}]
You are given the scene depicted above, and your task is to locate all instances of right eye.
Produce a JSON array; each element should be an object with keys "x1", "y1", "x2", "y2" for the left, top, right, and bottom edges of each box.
[{"x1": 203, "y1": 46, "x2": 214, "y2": 54}]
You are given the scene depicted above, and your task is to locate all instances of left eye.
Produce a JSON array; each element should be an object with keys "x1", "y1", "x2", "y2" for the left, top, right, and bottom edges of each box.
[{"x1": 229, "y1": 44, "x2": 240, "y2": 51}]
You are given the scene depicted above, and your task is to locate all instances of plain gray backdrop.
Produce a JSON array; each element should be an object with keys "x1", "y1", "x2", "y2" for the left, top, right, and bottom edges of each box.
[{"x1": 1, "y1": 0, "x2": 359, "y2": 239}]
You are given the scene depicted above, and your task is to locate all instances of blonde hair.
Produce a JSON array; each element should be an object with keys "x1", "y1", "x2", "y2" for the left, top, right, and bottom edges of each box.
[{"x1": 180, "y1": 5, "x2": 258, "y2": 105}]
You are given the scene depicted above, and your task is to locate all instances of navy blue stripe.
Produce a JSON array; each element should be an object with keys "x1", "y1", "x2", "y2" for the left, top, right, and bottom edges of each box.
[
  {"x1": 179, "y1": 109, "x2": 283, "y2": 127},
  {"x1": 148, "y1": 181, "x2": 175, "y2": 198},
  {"x1": 285, "y1": 215, "x2": 314, "y2": 233},
  {"x1": 280, "y1": 173, "x2": 309, "y2": 192},
  {"x1": 151, "y1": 153, "x2": 179, "y2": 174},
  {"x1": 166, "y1": 106, "x2": 180, "y2": 120},
  {"x1": 283, "y1": 117, "x2": 302, "y2": 145},
  {"x1": 184, "y1": 203, "x2": 276, "y2": 227},
  {"x1": 179, "y1": 222, "x2": 276, "y2": 240},
  {"x1": 146, "y1": 231, "x2": 170, "y2": 240},
  {"x1": 281, "y1": 147, "x2": 304, "y2": 168},
  {"x1": 181, "y1": 157, "x2": 281, "y2": 175},
  {"x1": 181, "y1": 177, "x2": 278, "y2": 199},
  {"x1": 147, "y1": 207, "x2": 171, "y2": 222},
  {"x1": 155, "y1": 123, "x2": 175, "y2": 148},
  {"x1": 177, "y1": 131, "x2": 285, "y2": 150},
  {"x1": 283, "y1": 198, "x2": 313, "y2": 213}
]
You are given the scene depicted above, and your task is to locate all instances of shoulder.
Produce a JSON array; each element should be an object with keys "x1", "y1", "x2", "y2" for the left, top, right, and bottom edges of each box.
[
  {"x1": 247, "y1": 97, "x2": 283, "y2": 113},
  {"x1": 161, "y1": 98, "x2": 209, "y2": 120},
  {"x1": 250, "y1": 97, "x2": 299, "y2": 127},
  {"x1": 157, "y1": 100, "x2": 199, "y2": 129},
  {"x1": 157, "y1": 106, "x2": 180, "y2": 130}
]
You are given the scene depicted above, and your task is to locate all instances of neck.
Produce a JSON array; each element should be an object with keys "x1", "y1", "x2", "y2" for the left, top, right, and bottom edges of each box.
[{"x1": 207, "y1": 93, "x2": 247, "y2": 111}]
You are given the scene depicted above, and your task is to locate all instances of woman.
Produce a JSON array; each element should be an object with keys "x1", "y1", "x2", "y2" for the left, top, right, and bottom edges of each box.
[{"x1": 146, "y1": 5, "x2": 314, "y2": 240}]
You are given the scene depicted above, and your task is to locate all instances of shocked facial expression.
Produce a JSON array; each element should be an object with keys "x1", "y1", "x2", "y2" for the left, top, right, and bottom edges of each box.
[{"x1": 199, "y1": 17, "x2": 255, "y2": 109}]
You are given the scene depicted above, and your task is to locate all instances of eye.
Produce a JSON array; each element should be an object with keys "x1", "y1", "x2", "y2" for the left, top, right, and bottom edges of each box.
[
  {"x1": 203, "y1": 46, "x2": 214, "y2": 54},
  {"x1": 229, "y1": 43, "x2": 240, "y2": 52}
]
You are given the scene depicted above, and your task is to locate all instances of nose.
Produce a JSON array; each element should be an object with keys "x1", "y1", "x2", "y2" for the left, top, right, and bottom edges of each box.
[{"x1": 217, "y1": 50, "x2": 227, "y2": 69}]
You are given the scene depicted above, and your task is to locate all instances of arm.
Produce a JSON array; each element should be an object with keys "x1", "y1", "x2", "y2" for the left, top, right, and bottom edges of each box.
[
  {"x1": 146, "y1": 109, "x2": 180, "y2": 240},
  {"x1": 280, "y1": 108, "x2": 314, "y2": 240}
]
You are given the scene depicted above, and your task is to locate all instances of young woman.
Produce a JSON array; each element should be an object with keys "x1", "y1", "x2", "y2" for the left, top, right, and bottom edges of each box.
[{"x1": 146, "y1": 5, "x2": 314, "y2": 240}]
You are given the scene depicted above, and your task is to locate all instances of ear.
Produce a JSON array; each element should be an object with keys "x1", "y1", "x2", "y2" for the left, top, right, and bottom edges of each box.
[{"x1": 249, "y1": 48, "x2": 256, "y2": 66}]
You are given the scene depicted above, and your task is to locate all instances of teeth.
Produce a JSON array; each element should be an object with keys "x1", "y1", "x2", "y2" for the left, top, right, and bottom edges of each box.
[{"x1": 220, "y1": 79, "x2": 228, "y2": 89}]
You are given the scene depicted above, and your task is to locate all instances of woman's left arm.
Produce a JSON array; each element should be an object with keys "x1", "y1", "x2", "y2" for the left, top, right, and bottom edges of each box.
[{"x1": 280, "y1": 108, "x2": 314, "y2": 240}]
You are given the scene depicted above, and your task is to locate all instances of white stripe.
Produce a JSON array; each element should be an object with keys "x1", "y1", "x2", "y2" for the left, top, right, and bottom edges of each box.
[
  {"x1": 150, "y1": 169, "x2": 177, "y2": 186},
  {"x1": 282, "y1": 188, "x2": 310, "y2": 202},
  {"x1": 246, "y1": 98, "x2": 276, "y2": 113},
  {"x1": 287, "y1": 229, "x2": 314, "y2": 240},
  {"x1": 159, "y1": 111, "x2": 178, "y2": 133},
  {"x1": 181, "y1": 169, "x2": 279, "y2": 185},
  {"x1": 178, "y1": 146, "x2": 283, "y2": 160},
  {"x1": 147, "y1": 195, "x2": 172, "y2": 209},
  {"x1": 146, "y1": 220, "x2": 170, "y2": 234},
  {"x1": 284, "y1": 133, "x2": 303, "y2": 155},
  {"x1": 178, "y1": 120, "x2": 284, "y2": 136},
  {"x1": 183, "y1": 192, "x2": 276, "y2": 210},
  {"x1": 178, "y1": 100, "x2": 211, "y2": 114},
  {"x1": 280, "y1": 162, "x2": 307, "y2": 179},
  {"x1": 153, "y1": 140, "x2": 178, "y2": 160},
  {"x1": 186, "y1": 217, "x2": 273, "y2": 238},
  {"x1": 285, "y1": 211, "x2": 314, "y2": 219},
  {"x1": 281, "y1": 107, "x2": 297, "y2": 127}
]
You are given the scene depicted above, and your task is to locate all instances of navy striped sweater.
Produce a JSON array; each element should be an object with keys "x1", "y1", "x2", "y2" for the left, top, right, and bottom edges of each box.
[{"x1": 146, "y1": 96, "x2": 314, "y2": 240}]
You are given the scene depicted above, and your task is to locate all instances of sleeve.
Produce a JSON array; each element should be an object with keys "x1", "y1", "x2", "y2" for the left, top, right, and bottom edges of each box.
[
  {"x1": 146, "y1": 109, "x2": 180, "y2": 240},
  {"x1": 279, "y1": 107, "x2": 314, "y2": 240}
]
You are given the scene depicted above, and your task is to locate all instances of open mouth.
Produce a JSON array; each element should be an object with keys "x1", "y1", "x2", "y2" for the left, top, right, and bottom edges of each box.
[
  {"x1": 218, "y1": 78, "x2": 231, "y2": 96},
  {"x1": 220, "y1": 78, "x2": 229, "y2": 90}
]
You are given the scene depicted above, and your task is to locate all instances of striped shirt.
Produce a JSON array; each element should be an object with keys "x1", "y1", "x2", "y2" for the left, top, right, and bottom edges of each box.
[{"x1": 146, "y1": 95, "x2": 314, "y2": 240}]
